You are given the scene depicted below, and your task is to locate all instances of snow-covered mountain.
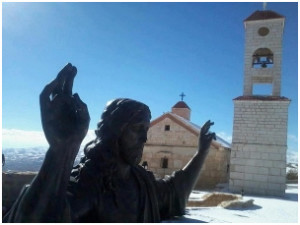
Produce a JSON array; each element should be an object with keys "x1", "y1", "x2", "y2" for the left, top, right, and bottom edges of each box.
[
  {"x1": 2, "y1": 147, "x2": 85, "y2": 172},
  {"x1": 2, "y1": 147, "x2": 298, "y2": 173}
]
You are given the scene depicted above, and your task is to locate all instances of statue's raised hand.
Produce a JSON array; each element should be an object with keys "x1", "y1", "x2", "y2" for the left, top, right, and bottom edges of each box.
[
  {"x1": 40, "y1": 63, "x2": 90, "y2": 148},
  {"x1": 198, "y1": 120, "x2": 216, "y2": 155}
]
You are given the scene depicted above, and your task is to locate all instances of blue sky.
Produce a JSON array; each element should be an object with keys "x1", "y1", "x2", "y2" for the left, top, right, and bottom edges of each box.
[{"x1": 2, "y1": 2, "x2": 298, "y2": 161}]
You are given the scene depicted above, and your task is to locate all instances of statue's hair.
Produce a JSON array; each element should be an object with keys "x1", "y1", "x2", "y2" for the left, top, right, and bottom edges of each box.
[{"x1": 78, "y1": 98, "x2": 151, "y2": 192}]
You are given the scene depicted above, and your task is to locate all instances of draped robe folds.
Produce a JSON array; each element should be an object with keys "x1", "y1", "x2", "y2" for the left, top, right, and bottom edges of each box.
[{"x1": 4, "y1": 164, "x2": 187, "y2": 223}]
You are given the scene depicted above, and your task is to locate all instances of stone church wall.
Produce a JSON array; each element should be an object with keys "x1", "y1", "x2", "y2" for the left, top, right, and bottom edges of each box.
[
  {"x1": 197, "y1": 147, "x2": 230, "y2": 189},
  {"x1": 147, "y1": 117, "x2": 198, "y2": 146},
  {"x1": 142, "y1": 145, "x2": 231, "y2": 189},
  {"x1": 144, "y1": 114, "x2": 231, "y2": 190}
]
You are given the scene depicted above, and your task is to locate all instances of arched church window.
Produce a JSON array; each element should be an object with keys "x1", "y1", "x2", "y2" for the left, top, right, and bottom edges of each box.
[{"x1": 252, "y1": 48, "x2": 274, "y2": 68}]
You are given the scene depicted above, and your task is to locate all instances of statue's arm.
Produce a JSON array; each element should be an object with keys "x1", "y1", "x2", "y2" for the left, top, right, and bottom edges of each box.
[
  {"x1": 6, "y1": 64, "x2": 90, "y2": 222},
  {"x1": 169, "y1": 121, "x2": 216, "y2": 211},
  {"x1": 8, "y1": 145, "x2": 79, "y2": 222}
]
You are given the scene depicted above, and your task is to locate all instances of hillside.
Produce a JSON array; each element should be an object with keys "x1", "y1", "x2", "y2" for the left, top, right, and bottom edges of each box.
[{"x1": 2, "y1": 147, "x2": 298, "y2": 173}]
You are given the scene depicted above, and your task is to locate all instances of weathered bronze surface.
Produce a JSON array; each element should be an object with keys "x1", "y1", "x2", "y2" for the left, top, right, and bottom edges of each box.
[{"x1": 3, "y1": 63, "x2": 215, "y2": 223}]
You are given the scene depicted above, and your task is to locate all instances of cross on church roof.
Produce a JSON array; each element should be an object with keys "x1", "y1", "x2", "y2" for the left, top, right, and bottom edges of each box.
[{"x1": 179, "y1": 92, "x2": 186, "y2": 101}]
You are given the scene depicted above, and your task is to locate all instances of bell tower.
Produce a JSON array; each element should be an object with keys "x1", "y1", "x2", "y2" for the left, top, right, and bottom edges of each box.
[
  {"x1": 229, "y1": 9, "x2": 290, "y2": 196},
  {"x1": 243, "y1": 10, "x2": 285, "y2": 96}
]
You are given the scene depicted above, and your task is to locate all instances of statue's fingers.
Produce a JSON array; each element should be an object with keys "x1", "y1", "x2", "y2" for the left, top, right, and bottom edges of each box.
[
  {"x1": 62, "y1": 65, "x2": 77, "y2": 96},
  {"x1": 206, "y1": 132, "x2": 216, "y2": 145},
  {"x1": 73, "y1": 93, "x2": 87, "y2": 109},
  {"x1": 203, "y1": 120, "x2": 215, "y2": 134},
  {"x1": 212, "y1": 132, "x2": 216, "y2": 140},
  {"x1": 201, "y1": 120, "x2": 211, "y2": 134},
  {"x1": 52, "y1": 63, "x2": 73, "y2": 98},
  {"x1": 73, "y1": 93, "x2": 90, "y2": 121},
  {"x1": 40, "y1": 79, "x2": 59, "y2": 112}
]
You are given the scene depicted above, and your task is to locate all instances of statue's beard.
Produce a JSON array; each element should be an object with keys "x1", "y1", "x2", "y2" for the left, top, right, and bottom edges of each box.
[
  {"x1": 134, "y1": 149, "x2": 143, "y2": 165},
  {"x1": 120, "y1": 144, "x2": 144, "y2": 166}
]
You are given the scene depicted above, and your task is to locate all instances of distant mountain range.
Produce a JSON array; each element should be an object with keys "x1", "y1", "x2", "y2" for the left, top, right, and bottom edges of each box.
[
  {"x1": 2, "y1": 147, "x2": 298, "y2": 173},
  {"x1": 2, "y1": 147, "x2": 85, "y2": 172}
]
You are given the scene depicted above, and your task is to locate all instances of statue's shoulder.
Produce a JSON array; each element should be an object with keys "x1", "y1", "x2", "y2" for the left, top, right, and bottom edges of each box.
[
  {"x1": 133, "y1": 165, "x2": 157, "y2": 182},
  {"x1": 69, "y1": 160, "x2": 105, "y2": 190}
]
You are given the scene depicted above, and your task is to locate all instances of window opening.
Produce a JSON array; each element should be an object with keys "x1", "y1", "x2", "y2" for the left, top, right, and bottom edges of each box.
[
  {"x1": 161, "y1": 157, "x2": 168, "y2": 169},
  {"x1": 253, "y1": 84, "x2": 272, "y2": 96},
  {"x1": 165, "y1": 125, "x2": 170, "y2": 131},
  {"x1": 252, "y1": 48, "x2": 274, "y2": 68}
]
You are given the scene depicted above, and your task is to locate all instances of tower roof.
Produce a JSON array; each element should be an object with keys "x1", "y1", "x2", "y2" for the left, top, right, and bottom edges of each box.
[
  {"x1": 244, "y1": 10, "x2": 284, "y2": 22},
  {"x1": 172, "y1": 101, "x2": 190, "y2": 109}
]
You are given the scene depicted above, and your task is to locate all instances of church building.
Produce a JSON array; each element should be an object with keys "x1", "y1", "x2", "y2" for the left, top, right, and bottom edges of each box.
[{"x1": 141, "y1": 98, "x2": 231, "y2": 189}]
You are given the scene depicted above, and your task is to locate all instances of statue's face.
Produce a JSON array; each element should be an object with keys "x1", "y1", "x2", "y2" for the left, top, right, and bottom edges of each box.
[{"x1": 119, "y1": 120, "x2": 150, "y2": 166}]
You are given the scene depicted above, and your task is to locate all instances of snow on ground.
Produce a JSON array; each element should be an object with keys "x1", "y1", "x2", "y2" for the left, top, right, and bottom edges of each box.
[{"x1": 167, "y1": 184, "x2": 298, "y2": 223}]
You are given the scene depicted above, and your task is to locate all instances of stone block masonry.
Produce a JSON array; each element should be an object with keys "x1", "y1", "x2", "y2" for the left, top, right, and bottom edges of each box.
[{"x1": 229, "y1": 97, "x2": 290, "y2": 196}]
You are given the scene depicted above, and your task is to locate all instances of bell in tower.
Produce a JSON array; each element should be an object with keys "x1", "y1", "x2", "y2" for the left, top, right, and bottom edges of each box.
[
  {"x1": 243, "y1": 10, "x2": 285, "y2": 96},
  {"x1": 252, "y1": 48, "x2": 274, "y2": 68}
]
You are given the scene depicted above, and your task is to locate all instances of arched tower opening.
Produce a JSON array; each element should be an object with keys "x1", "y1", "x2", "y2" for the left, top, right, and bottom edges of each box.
[{"x1": 252, "y1": 48, "x2": 274, "y2": 69}]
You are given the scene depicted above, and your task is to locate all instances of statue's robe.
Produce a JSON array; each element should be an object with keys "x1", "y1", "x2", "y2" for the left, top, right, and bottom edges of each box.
[
  {"x1": 3, "y1": 164, "x2": 186, "y2": 223},
  {"x1": 68, "y1": 164, "x2": 186, "y2": 222}
]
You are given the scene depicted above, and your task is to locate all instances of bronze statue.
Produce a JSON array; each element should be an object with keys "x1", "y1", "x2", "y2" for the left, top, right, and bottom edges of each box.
[{"x1": 3, "y1": 63, "x2": 216, "y2": 222}]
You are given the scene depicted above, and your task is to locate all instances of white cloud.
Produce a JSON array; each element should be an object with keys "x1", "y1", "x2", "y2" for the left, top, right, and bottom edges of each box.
[
  {"x1": 2, "y1": 129, "x2": 96, "y2": 149},
  {"x1": 2, "y1": 129, "x2": 48, "y2": 148},
  {"x1": 216, "y1": 131, "x2": 232, "y2": 143},
  {"x1": 287, "y1": 151, "x2": 298, "y2": 164},
  {"x1": 288, "y1": 134, "x2": 298, "y2": 143}
]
